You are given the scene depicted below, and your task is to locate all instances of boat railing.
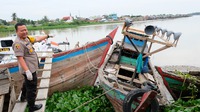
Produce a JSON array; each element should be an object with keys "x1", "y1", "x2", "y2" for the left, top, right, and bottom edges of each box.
[{"x1": 121, "y1": 22, "x2": 182, "y2": 58}]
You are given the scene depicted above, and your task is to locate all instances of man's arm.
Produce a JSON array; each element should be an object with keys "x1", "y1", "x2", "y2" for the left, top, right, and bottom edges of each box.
[
  {"x1": 35, "y1": 35, "x2": 49, "y2": 42},
  {"x1": 17, "y1": 56, "x2": 33, "y2": 80},
  {"x1": 17, "y1": 56, "x2": 29, "y2": 71}
]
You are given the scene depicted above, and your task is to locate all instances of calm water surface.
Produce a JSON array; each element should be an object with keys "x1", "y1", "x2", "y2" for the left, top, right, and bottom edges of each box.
[{"x1": 2, "y1": 16, "x2": 200, "y2": 67}]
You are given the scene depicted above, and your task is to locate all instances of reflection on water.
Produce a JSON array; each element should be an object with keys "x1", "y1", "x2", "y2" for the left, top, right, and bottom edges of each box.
[{"x1": 1, "y1": 16, "x2": 200, "y2": 67}]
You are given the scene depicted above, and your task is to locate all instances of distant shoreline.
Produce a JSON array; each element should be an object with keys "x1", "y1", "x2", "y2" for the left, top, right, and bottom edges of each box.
[{"x1": 0, "y1": 17, "x2": 191, "y2": 37}]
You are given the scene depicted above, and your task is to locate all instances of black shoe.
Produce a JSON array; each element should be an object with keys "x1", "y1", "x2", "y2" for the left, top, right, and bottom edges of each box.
[
  {"x1": 20, "y1": 95, "x2": 26, "y2": 102},
  {"x1": 29, "y1": 104, "x2": 43, "y2": 112}
]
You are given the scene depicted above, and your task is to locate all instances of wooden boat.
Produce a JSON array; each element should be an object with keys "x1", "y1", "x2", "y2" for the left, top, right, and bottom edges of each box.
[
  {"x1": 155, "y1": 66, "x2": 200, "y2": 100},
  {"x1": 98, "y1": 21, "x2": 182, "y2": 112},
  {"x1": 0, "y1": 27, "x2": 118, "y2": 111}
]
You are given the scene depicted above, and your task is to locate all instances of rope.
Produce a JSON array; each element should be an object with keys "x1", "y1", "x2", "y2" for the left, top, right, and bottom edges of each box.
[
  {"x1": 69, "y1": 87, "x2": 115, "y2": 112},
  {"x1": 179, "y1": 74, "x2": 187, "y2": 98},
  {"x1": 83, "y1": 42, "x2": 99, "y2": 70},
  {"x1": 0, "y1": 68, "x2": 7, "y2": 75},
  {"x1": 83, "y1": 44, "x2": 98, "y2": 74},
  {"x1": 92, "y1": 41, "x2": 105, "y2": 52},
  {"x1": 83, "y1": 41, "x2": 110, "y2": 74}
]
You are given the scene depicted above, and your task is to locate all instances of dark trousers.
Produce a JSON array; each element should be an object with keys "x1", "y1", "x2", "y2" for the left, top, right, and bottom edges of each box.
[{"x1": 21, "y1": 72, "x2": 37, "y2": 108}]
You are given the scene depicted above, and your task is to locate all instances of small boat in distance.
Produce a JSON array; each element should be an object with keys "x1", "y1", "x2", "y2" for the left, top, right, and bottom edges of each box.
[{"x1": 98, "y1": 20, "x2": 181, "y2": 112}]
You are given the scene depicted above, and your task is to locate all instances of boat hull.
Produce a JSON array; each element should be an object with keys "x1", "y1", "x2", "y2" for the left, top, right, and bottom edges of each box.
[
  {"x1": 155, "y1": 66, "x2": 200, "y2": 99},
  {"x1": 100, "y1": 81, "x2": 125, "y2": 112},
  {"x1": 98, "y1": 41, "x2": 161, "y2": 112},
  {"x1": 0, "y1": 27, "x2": 118, "y2": 97}
]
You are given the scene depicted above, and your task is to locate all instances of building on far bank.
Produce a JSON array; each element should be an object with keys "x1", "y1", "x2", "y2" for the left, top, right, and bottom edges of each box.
[
  {"x1": 108, "y1": 14, "x2": 118, "y2": 21},
  {"x1": 62, "y1": 16, "x2": 73, "y2": 22}
]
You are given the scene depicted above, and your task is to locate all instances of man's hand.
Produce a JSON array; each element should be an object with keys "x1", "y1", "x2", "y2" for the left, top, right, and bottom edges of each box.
[
  {"x1": 25, "y1": 70, "x2": 33, "y2": 80},
  {"x1": 47, "y1": 34, "x2": 54, "y2": 38}
]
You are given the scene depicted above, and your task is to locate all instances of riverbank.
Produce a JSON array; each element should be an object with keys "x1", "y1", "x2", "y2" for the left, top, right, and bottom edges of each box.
[{"x1": 0, "y1": 21, "x2": 121, "y2": 37}]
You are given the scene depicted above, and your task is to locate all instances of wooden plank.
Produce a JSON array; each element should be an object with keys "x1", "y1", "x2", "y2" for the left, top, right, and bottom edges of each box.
[
  {"x1": 36, "y1": 89, "x2": 48, "y2": 100},
  {"x1": 38, "y1": 77, "x2": 50, "y2": 80},
  {"x1": 8, "y1": 87, "x2": 16, "y2": 112},
  {"x1": 118, "y1": 83, "x2": 133, "y2": 91},
  {"x1": 44, "y1": 58, "x2": 53, "y2": 63},
  {"x1": 117, "y1": 74, "x2": 132, "y2": 81},
  {"x1": 39, "y1": 62, "x2": 52, "y2": 64},
  {"x1": 12, "y1": 102, "x2": 27, "y2": 112},
  {"x1": 144, "y1": 73, "x2": 155, "y2": 82},
  {"x1": 35, "y1": 52, "x2": 52, "y2": 111},
  {"x1": 143, "y1": 46, "x2": 170, "y2": 58},
  {"x1": 0, "y1": 83, "x2": 10, "y2": 95},
  {"x1": 40, "y1": 71, "x2": 51, "y2": 78},
  {"x1": 43, "y1": 60, "x2": 52, "y2": 69},
  {"x1": 0, "y1": 74, "x2": 8, "y2": 80},
  {"x1": 0, "y1": 95, "x2": 5, "y2": 112},
  {"x1": 0, "y1": 79, "x2": 9, "y2": 86},
  {"x1": 149, "y1": 61, "x2": 174, "y2": 104},
  {"x1": 138, "y1": 73, "x2": 147, "y2": 83},
  {"x1": 37, "y1": 69, "x2": 51, "y2": 72},
  {"x1": 39, "y1": 79, "x2": 50, "y2": 88},
  {"x1": 120, "y1": 64, "x2": 135, "y2": 72},
  {"x1": 12, "y1": 91, "x2": 27, "y2": 112}
]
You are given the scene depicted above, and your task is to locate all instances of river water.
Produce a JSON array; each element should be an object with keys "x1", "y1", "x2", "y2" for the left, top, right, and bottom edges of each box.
[{"x1": 2, "y1": 16, "x2": 200, "y2": 67}]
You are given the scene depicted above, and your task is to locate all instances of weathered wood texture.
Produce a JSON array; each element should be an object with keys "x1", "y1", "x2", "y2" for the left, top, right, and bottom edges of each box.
[{"x1": 149, "y1": 61, "x2": 174, "y2": 104}]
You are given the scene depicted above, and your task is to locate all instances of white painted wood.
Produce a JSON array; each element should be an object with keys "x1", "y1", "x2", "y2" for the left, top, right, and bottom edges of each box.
[
  {"x1": 36, "y1": 89, "x2": 49, "y2": 100},
  {"x1": 39, "y1": 79, "x2": 50, "y2": 88},
  {"x1": 12, "y1": 102, "x2": 27, "y2": 112},
  {"x1": 12, "y1": 51, "x2": 53, "y2": 112}
]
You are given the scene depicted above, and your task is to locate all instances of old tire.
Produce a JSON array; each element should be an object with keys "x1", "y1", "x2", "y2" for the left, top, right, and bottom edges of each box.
[
  {"x1": 106, "y1": 35, "x2": 113, "y2": 45},
  {"x1": 123, "y1": 89, "x2": 159, "y2": 112}
]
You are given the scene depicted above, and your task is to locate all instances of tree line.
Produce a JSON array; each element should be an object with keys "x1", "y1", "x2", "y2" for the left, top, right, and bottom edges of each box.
[{"x1": 0, "y1": 13, "x2": 56, "y2": 26}]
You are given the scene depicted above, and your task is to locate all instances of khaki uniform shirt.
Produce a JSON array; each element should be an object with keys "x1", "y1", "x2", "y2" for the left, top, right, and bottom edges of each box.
[{"x1": 12, "y1": 36, "x2": 38, "y2": 74}]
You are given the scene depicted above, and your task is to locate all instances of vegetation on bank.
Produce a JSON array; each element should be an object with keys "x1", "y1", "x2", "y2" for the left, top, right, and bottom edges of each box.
[
  {"x1": 164, "y1": 99, "x2": 200, "y2": 112},
  {"x1": 22, "y1": 71, "x2": 200, "y2": 112},
  {"x1": 0, "y1": 20, "x2": 118, "y2": 33},
  {"x1": 45, "y1": 86, "x2": 114, "y2": 112},
  {"x1": 164, "y1": 71, "x2": 200, "y2": 112}
]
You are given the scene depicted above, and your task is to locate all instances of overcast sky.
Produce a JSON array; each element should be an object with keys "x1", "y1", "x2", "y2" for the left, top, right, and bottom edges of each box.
[{"x1": 1, "y1": 0, "x2": 199, "y2": 21}]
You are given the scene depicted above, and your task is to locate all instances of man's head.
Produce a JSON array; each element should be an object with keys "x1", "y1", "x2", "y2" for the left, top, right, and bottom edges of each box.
[{"x1": 15, "y1": 23, "x2": 28, "y2": 39}]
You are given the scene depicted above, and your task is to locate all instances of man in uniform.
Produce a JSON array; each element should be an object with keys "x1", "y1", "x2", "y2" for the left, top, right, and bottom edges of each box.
[{"x1": 12, "y1": 23, "x2": 53, "y2": 112}]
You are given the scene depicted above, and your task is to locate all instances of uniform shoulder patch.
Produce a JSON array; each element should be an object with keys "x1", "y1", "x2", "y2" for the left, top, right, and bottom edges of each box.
[
  {"x1": 27, "y1": 36, "x2": 36, "y2": 43},
  {"x1": 15, "y1": 43, "x2": 21, "y2": 49}
]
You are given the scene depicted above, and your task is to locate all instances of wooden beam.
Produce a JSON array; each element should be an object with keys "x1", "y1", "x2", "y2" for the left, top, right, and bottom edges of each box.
[
  {"x1": 123, "y1": 32, "x2": 174, "y2": 46},
  {"x1": 0, "y1": 95, "x2": 5, "y2": 112},
  {"x1": 149, "y1": 61, "x2": 174, "y2": 104},
  {"x1": 143, "y1": 46, "x2": 170, "y2": 58}
]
